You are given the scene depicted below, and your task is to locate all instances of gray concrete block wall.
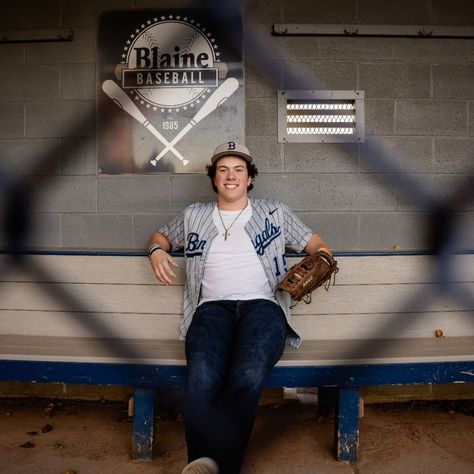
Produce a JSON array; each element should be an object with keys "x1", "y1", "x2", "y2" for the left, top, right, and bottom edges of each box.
[
  {"x1": 253, "y1": 174, "x2": 324, "y2": 211},
  {"x1": 0, "y1": 213, "x2": 62, "y2": 249},
  {"x1": 357, "y1": 0, "x2": 430, "y2": 25},
  {"x1": 61, "y1": 213, "x2": 133, "y2": 249},
  {"x1": 97, "y1": 176, "x2": 171, "y2": 213},
  {"x1": 0, "y1": 66, "x2": 60, "y2": 102},
  {"x1": 364, "y1": 99, "x2": 395, "y2": 136},
  {"x1": 284, "y1": 143, "x2": 359, "y2": 174},
  {"x1": 35, "y1": 176, "x2": 97, "y2": 213},
  {"x1": 26, "y1": 29, "x2": 96, "y2": 65},
  {"x1": 470, "y1": 101, "x2": 474, "y2": 136},
  {"x1": 0, "y1": 0, "x2": 60, "y2": 30},
  {"x1": 26, "y1": 102, "x2": 96, "y2": 138},
  {"x1": 0, "y1": 104, "x2": 24, "y2": 139},
  {"x1": 391, "y1": 39, "x2": 469, "y2": 63},
  {"x1": 360, "y1": 137, "x2": 433, "y2": 174},
  {"x1": 281, "y1": 0, "x2": 356, "y2": 24},
  {"x1": 395, "y1": 100, "x2": 467, "y2": 136},
  {"x1": 434, "y1": 137, "x2": 474, "y2": 173},
  {"x1": 359, "y1": 63, "x2": 431, "y2": 98},
  {"x1": 245, "y1": 0, "x2": 473, "y2": 252},
  {"x1": 0, "y1": 138, "x2": 61, "y2": 175},
  {"x1": 0, "y1": 0, "x2": 472, "y2": 252},
  {"x1": 133, "y1": 212, "x2": 179, "y2": 248}
]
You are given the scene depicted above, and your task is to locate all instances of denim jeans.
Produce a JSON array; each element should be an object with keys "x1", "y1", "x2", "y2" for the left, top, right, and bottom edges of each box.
[{"x1": 183, "y1": 299, "x2": 288, "y2": 474}]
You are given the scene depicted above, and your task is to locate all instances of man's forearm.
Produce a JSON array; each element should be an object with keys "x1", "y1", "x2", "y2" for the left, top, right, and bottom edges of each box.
[
  {"x1": 304, "y1": 233, "x2": 332, "y2": 256},
  {"x1": 148, "y1": 231, "x2": 172, "y2": 253}
]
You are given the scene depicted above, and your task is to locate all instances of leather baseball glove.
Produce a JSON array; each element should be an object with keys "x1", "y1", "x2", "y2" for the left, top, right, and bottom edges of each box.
[{"x1": 277, "y1": 251, "x2": 339, "y2": 304}]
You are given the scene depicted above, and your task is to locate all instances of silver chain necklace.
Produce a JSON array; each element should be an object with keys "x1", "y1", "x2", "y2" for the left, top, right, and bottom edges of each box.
[{"x1": 217, "y1": 202, "x2": 247, "y2": 241}]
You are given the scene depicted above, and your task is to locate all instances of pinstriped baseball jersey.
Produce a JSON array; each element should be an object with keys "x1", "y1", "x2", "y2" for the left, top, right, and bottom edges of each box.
[{"x1": 159, "y1": 197, "x2": 312, "y2": 348}]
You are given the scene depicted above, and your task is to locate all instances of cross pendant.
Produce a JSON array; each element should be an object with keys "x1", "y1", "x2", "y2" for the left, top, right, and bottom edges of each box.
[{"x1": 223, "y1": 230, "x2": 229, "y2": 241}]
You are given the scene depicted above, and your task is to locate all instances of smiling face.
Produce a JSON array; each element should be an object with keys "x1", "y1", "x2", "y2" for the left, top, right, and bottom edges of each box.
[{"x1": 214, "y1": 156, "x2": 252, "y2": 210}]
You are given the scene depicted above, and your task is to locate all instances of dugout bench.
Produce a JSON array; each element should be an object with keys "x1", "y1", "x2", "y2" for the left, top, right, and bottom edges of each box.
[{"x1": 0, "y1": 252, "x2": 473, "y2": 462}]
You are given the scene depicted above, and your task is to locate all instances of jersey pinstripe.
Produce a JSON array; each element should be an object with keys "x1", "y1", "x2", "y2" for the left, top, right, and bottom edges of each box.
[{"x1": 159, "y1": 197, "x2": 312, "y2": 348}]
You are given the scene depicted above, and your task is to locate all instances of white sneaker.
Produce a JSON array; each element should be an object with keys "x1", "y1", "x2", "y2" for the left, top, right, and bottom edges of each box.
[{"x1": 182, "y1": 457, "x2": 219, "y2": 474}]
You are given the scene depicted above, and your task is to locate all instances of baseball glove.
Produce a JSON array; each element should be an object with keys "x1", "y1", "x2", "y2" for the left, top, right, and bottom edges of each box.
[{"x1": 276, "y1": 251, "x2": 339, "y2": 304}]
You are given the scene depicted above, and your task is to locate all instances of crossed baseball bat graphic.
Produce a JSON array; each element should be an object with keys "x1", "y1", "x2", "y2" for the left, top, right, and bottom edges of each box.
[{"x1": 102, "y1": 78, "x2": 239, "y2": 167}]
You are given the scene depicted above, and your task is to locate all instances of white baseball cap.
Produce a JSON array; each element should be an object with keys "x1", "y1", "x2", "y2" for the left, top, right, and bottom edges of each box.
[{"x1": 211, "y1": 141, "x2": 253, "y2": 164}]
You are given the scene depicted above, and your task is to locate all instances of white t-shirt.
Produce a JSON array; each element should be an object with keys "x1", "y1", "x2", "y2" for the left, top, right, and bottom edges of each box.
[{"x1": 199, "y1": 204, "x2": 277, "y2": 304}]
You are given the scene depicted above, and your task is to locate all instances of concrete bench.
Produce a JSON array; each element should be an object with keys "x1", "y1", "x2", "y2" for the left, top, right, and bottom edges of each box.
[{"x1": 0, "y1": 252, "x2": 473, "y2": 462}]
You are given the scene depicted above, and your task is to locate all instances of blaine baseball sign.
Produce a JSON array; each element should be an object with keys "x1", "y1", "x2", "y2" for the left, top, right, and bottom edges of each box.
[{"x1": 97, "y1": 10, "x2": 244, "y2": 174}]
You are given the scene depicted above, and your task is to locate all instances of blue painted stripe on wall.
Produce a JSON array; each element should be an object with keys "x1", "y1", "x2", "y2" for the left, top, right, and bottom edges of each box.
[{"x1": 1, "y1": 249, "x2": 474, "y2": 258}]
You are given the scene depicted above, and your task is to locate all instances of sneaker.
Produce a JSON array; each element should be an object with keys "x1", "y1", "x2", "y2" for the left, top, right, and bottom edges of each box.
[{"x1": 182, "y1": 457, "x2": 219, "y2": 474}]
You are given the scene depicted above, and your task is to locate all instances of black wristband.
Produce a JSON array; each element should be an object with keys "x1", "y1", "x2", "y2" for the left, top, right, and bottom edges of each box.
[{"x1": 148, "y1": 243, "x2": 162, "y2": 257}]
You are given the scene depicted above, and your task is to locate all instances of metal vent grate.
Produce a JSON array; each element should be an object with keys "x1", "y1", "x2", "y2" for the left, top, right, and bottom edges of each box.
[{"x1": 278, "y1": 90, "x2": 364, "y2": 143}]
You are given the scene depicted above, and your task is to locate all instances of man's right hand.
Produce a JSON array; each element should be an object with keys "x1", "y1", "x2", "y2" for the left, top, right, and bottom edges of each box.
[{"x1": 149, "y1": 249, "x2": 179, "y2": 285}]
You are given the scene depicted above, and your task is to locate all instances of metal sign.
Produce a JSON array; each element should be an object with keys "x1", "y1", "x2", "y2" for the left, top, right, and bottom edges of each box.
[{"x1": 97, "y1": 10, "x2": 244, "y2": 174}]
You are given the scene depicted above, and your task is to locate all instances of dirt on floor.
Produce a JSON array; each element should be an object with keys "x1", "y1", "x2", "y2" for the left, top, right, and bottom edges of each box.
[{"x1": 0, "y1": 397, "x2": 473, "y2": 474}]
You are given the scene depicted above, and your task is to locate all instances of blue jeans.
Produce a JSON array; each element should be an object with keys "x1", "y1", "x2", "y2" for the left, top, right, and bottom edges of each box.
[{"x1": 183, "y1": 299, "x2": 288, "y2": 474}]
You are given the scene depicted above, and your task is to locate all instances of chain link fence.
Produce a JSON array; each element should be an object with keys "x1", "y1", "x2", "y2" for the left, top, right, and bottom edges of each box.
[{"x1": 1, "y1": 0, "x2": 473, "y2": 380}]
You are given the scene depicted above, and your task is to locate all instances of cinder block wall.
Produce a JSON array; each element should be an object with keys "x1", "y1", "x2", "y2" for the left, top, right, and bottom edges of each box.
[{"x1": 0, "y1": 0, "x2": 473, "y2": 252}]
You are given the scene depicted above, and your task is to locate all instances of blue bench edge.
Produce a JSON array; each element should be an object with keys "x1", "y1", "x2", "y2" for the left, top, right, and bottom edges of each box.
[{"x1": 1, "y1": 359, "x2": 473, "y2": 388}]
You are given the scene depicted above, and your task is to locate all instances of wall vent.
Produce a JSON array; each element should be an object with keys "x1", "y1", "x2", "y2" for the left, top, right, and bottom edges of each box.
[{"x1": 278, "y1": 90, "x2": 364, "y2": 143}]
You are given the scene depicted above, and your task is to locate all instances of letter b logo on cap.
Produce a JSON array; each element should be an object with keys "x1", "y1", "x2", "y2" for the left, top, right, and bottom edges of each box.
[{"x1": 227, "y1": 141, "x2": 236, "y2": 150}]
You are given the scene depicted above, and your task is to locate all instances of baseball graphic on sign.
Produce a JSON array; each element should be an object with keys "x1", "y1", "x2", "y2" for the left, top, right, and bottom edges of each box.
[{"x1": 122, "y1": 17, "x2": 219, "y2": 112}]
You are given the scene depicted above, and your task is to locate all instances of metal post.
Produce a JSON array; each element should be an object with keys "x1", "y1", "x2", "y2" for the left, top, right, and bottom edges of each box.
[
  {"x1": 335, "y1": 386, "x2": 360, "y2": 462},
  {"x1": 132, "y1": 388, "x2": 155, "y2": 460}
]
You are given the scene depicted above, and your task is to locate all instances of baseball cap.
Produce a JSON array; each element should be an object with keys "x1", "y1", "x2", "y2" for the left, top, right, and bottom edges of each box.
[{"x1": 211, "y1": 141, "x2": 253, "y2": 164}]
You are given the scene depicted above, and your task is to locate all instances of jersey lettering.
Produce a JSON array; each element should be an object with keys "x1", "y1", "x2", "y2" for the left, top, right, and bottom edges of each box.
[
  {"x1": 253, "y1": 218, "x2": 281, "y2": 256},
  {"x1": 186, "y1": 232, "x2": 207, "y2": 257}
]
